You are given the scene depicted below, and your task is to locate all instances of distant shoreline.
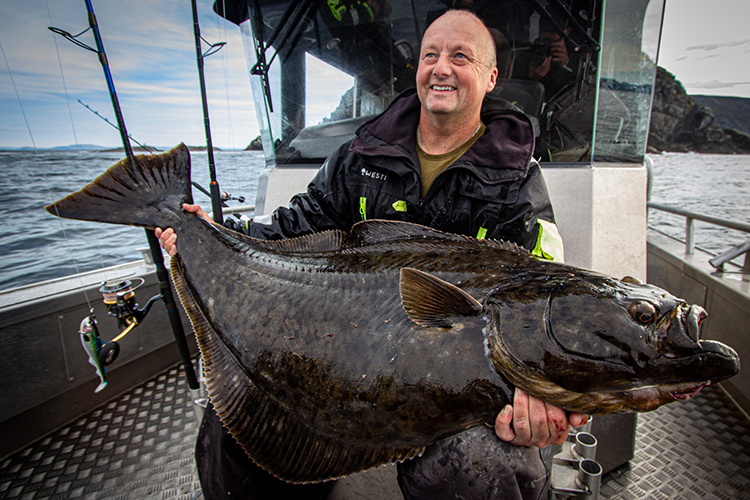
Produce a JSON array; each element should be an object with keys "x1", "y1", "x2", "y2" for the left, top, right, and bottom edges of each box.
[{"x1": 0, "y1": 146, "x2": 250, "y2": 153}]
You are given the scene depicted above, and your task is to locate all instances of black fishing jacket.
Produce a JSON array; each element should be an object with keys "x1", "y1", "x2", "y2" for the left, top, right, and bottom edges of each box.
[{"x1": 244, "y1": 89, "x2": 556, "y2": 253}]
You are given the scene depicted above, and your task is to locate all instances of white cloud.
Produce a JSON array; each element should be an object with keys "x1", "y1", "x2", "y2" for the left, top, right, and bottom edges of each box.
[
  {"x1": 685, "y1": 39, "x2": 750, "y2": 52},
  {"x1": 658, "y1": 0, "x2": 750, "y2": 99},
  {"x1": 686, "y1": 79, "x2": 750, "y2": 90},
  {"x1": 0, "y1": 0, "x2": 256, "y2": 149}
]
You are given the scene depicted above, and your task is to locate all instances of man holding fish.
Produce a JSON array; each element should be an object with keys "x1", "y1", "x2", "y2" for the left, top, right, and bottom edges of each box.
[{"x1": 158, "y1": 9, "x2": 586, "y2": 500}]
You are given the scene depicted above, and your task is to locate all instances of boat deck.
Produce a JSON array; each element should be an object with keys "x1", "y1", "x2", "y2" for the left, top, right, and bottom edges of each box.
[{"x1": 1, "y1": 363, "x2": 749, "y2": 500}]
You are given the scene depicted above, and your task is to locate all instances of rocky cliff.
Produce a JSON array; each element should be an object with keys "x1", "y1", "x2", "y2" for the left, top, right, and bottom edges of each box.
[
  {"x1": 245, "y1": 135, "x2": 263, "y2": 151},
  {"x1": 648, "y1": 67, "x2": 750, "y2": 154}
]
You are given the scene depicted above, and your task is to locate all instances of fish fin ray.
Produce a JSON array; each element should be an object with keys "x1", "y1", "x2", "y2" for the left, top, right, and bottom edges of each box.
[
  {"x1": 351, "y1": 220, "x2": 466, "y2": 246},
  {"x1": 477, "y1": 238, "x2": 531, "y2": 256},
  {"x1": 400, "y1": 268, "x2": 483, "y2": 328},
  {"x1": 248, "y1": 229, "x2": 350, "y2": 254},
  {"x1": 350, "y1": 220, "x2": 530, "y2": 257},
  {"x1": 170, "y1": 256, "x2": 424, "y2": 483}
]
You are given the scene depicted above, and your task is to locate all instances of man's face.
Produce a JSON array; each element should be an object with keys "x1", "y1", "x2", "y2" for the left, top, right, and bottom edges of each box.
[{"x1": 416, "y1": 12, "x2": 497, "y2": 121}]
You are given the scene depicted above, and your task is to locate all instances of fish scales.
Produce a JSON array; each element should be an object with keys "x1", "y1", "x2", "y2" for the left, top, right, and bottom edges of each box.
[
  {"x1": 174, "y1": 219, "x2": 514, "y2": 436},
  {"x1": 46, "y1": 144, "x2": 740, "y2": 484}
]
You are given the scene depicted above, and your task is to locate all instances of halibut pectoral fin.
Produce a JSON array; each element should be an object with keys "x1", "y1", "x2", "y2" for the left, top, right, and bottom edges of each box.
[
  {"x1": 170, "y1": 255, "x2": 424, "y2": 483},
  {"x1": 400, "y1": 267, "x2": 483, "y2": 328}
]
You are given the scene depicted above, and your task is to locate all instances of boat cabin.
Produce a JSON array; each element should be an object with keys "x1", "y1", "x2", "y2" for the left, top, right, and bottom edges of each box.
[{"x1": 216, "y1": 0, "x2": 665, "y2": 281}]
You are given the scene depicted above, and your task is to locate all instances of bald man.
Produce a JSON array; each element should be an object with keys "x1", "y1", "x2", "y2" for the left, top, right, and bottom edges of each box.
[{"x1": 158, "y1": 9, "x2": 583, "y2": 500}]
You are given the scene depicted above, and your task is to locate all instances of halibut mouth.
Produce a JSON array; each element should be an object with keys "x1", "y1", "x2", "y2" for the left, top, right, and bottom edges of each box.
[
  {"x1": 488, "y1": 326, "x2": 740, "y2": 415},
  {"x1": 629, "y1": 337, "x2": 740, "y2": 407}
]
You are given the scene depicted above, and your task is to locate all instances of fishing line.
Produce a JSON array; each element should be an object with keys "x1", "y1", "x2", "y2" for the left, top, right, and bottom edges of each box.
[
  {"x1": 216, "y1": 1, "x2": 236, "y2": 149},
  {"x1": 215, "y1": 0, "x2": 242, "y2": 195},
  {"x1": 0, "y1": 32, "x2": 93, "y2": 309},
  {"x1": 44, "y1": 0, "x2": 121, "y2": 298},
  {"x1": 214, "y1": 0, "x2": 261, "y2": 213},
  {"x1": 46, "y1": 2, "x2": 154, "y2": 290},
  {"x1": 46, "y1": 1, "x2": 81, "y2": 153},
  {"x1": 45, "y1": 1, "x2": 116, "y2": 295},
  {"x1": 0, "y1": 40, "x2": 37, "y2": 154}
]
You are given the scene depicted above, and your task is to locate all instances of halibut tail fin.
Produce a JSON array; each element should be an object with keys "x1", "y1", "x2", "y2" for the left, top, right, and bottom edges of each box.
[{"x1": 45, "y1": 143, "x2": 193, "y2": 230}]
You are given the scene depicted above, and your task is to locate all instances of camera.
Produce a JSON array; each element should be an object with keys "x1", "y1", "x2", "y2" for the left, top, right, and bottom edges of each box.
[{"x1": 528, "y1": 37, "x2": 555, "y2": 67}]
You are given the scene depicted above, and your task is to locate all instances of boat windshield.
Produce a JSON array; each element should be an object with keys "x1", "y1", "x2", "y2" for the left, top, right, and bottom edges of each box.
[{"x1": 216, "y1": 0, "x2": 665, "y2": 166}]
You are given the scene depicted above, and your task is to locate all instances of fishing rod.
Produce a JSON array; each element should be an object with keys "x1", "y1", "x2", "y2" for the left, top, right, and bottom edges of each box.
[
  {"x1": 77, "y1": 99, "x2": 160, "y2": 153},
  {"x1": 191, "y1": 0, "x2": 225, "y2": 225},
  {"x1": 49, "y1": 0, "x2": 199, "y2": 391},
  {"x1": 191, "y1": 181, "x2": 245, "y2": 207}
]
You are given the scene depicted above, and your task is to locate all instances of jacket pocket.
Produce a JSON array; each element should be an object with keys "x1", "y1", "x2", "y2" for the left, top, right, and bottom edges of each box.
[{"x1": 457, "y1": 176, "x2": 520, "y2": 205}]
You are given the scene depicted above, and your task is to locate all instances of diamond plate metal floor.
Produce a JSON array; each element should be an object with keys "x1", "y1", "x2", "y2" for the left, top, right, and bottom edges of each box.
[
  {"x1": 0, "y1": 365, "x2": 201, "y2": 500},
  {"x1": 1, "y1": 364, "x2": 749, "y2": 500},
  {"x1": 599, "y1": 384, "x2": 750, "y2": 500}
]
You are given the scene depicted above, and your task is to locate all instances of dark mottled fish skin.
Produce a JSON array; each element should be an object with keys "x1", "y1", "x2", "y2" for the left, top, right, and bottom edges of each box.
[{"x1": 45, "y1": 144, "x2": 741, "y2": 484}]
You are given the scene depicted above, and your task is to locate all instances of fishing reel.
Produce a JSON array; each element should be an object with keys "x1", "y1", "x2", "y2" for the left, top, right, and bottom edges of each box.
[
  {"x1": 221, "y1": 191, "x2": 245, "y2": 204},
  {"x1": 98, "y1": 278, "x2": 163, "y2": 364},
  {"x1": 78, "y1": 278, "x2": 164, "y2": 392}
]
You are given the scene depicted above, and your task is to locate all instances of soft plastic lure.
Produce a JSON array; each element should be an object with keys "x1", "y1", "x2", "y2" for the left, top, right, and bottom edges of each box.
[{"x1": 79, "y1": 315, "x2": 108, "y2": 393}]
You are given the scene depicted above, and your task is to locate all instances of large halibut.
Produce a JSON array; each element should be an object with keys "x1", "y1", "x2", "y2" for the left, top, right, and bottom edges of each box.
[{"x1": 46, "y1": 144, "x2": 740, "y2": 483}]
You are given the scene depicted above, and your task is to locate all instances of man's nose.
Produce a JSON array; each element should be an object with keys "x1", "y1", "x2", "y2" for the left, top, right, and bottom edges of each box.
[{"x1": 433, "y1": 54, "x2": 452, "y2": 77}]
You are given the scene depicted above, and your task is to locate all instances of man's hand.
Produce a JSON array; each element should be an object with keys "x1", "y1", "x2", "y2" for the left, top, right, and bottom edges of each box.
[
  {"x1": 529, "y1": 56, "x2": 551, "y2": 80},
  {"x1": 495, "y1": 388, "x2": 589, "y2": 448},
  {"x1": 154, "y1": 203, "x2": 211, "y2": 257},
  {"x1": 549, "y1": 38, "x2": 570, "y2": 67}
]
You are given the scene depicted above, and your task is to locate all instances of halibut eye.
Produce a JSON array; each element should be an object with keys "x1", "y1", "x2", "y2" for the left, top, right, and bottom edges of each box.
[{"x1": 629, "y1": 301, "x2": 657, "y2": 325}]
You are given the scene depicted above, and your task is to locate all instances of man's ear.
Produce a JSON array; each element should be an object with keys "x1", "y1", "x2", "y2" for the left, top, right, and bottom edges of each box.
[{"x1": 486, "y1": 67, "x2": 498, "y2": 93}]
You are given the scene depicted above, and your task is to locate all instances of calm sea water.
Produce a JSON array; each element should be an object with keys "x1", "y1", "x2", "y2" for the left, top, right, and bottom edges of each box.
[
  {"x1": 0, "y1": 149, "x2": 265, "y2": 291},
  {"x1": 0, "y1": 151, "x2": 748, "y2": 291},
  {"x1": 647, "y1": 153, "x2": 750, "y2": 259}
]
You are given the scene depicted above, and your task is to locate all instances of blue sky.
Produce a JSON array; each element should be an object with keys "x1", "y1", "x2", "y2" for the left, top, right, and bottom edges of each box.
[
  {"x1": 1, "y1": 0, "x2": 749, "y2": 149},
  {"x1": 0, "y1": 0, "x2": 254, "y2": 149}
]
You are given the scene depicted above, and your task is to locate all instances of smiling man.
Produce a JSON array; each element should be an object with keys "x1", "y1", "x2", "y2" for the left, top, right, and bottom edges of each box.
[
  {"x1": 416, "y1": 10, "x2": 498, "y2": 154},
  {"x1": 158, "y1": 8, "x2": 578, "y2": 500}
]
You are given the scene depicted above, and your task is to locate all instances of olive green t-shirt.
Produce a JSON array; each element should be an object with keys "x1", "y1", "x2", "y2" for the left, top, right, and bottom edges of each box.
[{"x1": 416, "y1": 123, "x2": 486, "y2": 198}]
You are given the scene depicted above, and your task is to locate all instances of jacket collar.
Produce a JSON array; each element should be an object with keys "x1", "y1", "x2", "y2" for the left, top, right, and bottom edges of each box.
[{"x1": 349, "y1": 89, "x2": 536, "y2": 183}]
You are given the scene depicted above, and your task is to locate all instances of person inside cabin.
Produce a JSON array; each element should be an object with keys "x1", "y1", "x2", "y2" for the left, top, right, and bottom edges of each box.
[
  {"x1": 513, "y1": 14, "x2": 577, "y2": 102},
  {"x1": 156, "y1": 9, "x2": 587, "y2": 500}
]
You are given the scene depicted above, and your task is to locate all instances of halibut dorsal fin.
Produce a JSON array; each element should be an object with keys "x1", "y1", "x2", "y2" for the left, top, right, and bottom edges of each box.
[
  {"x1": 169, "y1": 255, "x2": 423, "y2": 483},
  {"x1": 350, "y1": 220, "x2": 466, "y2": 246},
  {"x1": 349, "y1": 220, "x2": 531, "y2": 258},
  {"x1": 247, "y1": 229, "x2": 350, "y2": 254},
  {"x1": 400, "y1": 268, "x2": 483, "y2": 328}
]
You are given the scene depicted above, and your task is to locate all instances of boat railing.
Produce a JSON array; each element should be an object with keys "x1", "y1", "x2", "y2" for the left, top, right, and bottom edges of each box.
[
  {"x1": 647, "y1": 202, "x2": 750, "y2": 272},
  {"x1": 219, "y1": 204, "x2": 255, "y2": 216}
]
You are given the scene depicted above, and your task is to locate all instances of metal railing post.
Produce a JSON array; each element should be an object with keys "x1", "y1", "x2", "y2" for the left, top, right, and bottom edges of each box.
[{"x1": 648, "y1": 202, "x2": 750, "y2": 269}]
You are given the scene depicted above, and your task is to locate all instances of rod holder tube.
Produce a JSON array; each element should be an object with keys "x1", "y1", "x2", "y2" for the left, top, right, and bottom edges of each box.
[
  {"x1": 576, "y1": 459, "x2": 602, "y2": 500},
  {"x1": 572, "y1": 432, "x2": 597, "y2": 461}
]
